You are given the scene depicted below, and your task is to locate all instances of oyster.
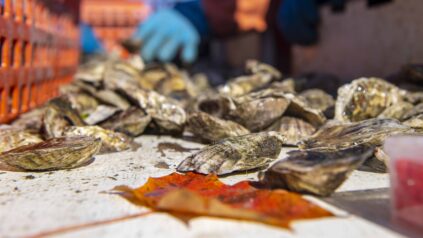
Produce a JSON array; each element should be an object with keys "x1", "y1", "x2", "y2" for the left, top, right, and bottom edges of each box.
[
  {"x1": 403, "y1": 114, "x2": 423, "y2": 129},
  {"x1": 300, "y1": 118, "x2": 412, "y2": 151},
  {"x1": 284, "y1": 94, "x2": 326, "y2": 127},
  {"x1": 299, "y1": 89, "x2": 335, "y2": 117},
  {"x1": 43, "y1": 97, "x2": 86, "y2": 138},
  {"x1": 64, "y1": 126, "x2": 134, "y2": 153},
  {"x1": 11, "y1": 107, "x2": 46, "y2": 132},
  {"x1": 361, "y1": 147, "x2": 389, "y2": 173},
  {"x1": 267, "y1": 117, "x2": 316, "y2": 146},
  {"x1": 177, "y1": 132, "x2": 285, "y2": 175},
  {"x1": 0, "y1": 128, "x2": 43, "y2": 153},
  {"x1": 74, "y1": 81, "x2": 131, "y2": 110},
  {"x1": 186, "y1": 112, "x2": 250, "y2": 142},
  {"x1": 218, "y1": 61, "x2": 281, "y2": 97},
  {"x1": 74, "y1": 60, "x2": 106, "y2": 86},
  {"x1": 0, "y1": 136, "x2": 101, "y2": 172},
  {"x1": 335, "y1": 77, "x2": 405, "y2": 122},
  {"x1": 259, "y1": 146, "x2": 374, "y2": 196},
  {"x1": 377, "y1": 101, "x2": 414, "y2": 120},
  {"x1": 246, "y1": 60, "x2": 282, "y2": 80},
  {"x1": 186, "y1": 92, "x2": 228, "y2": 118},
  {"x1": 100, "y1": 107, "x2": 151, "y2": 137},
  {"x1": 84, "y1": 105, "x2": 121, "y2": 125},
  {"x1": 225, "y1": 89, "x2": 290, "y2": 132},
  {"x1": 123, "y1": 88, "x2": 186, "y2": 133},
  {"x1": 269, "y1": 79, "x2": 296, "y2": 94},
  {"x1": 65, "y1": 92, "x2": 99, "y2": 116},
  {"x1": 400, "y1": 103, "x2": 423, "y2": 121}
]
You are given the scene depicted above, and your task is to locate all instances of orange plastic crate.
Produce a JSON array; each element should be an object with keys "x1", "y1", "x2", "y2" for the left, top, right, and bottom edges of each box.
[
  {"x1": 81, "y1": 0, "x2": 150, "y2": 53},
  {"x1": 0, "y1": 0, "x2": 80, "y2": 124}
]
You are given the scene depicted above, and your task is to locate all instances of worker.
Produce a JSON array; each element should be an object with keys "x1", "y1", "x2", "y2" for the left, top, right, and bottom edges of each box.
[
  {"x1": 131, "y1": 0, "x2": 393, "y2": 64},
  {"x1": 81, "y1": 0, "x2": 392, "y2": 72}
]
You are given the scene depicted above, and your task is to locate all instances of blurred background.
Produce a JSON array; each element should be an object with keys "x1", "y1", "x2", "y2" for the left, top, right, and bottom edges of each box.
[{"x1": 80, "y1": 0, "x2": 423, "y2": 86}]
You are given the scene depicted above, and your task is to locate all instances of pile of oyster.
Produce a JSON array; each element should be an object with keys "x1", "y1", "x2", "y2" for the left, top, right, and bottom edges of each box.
[{"x1": 2, "y1": 53, "x2": 423, "y2": 197}]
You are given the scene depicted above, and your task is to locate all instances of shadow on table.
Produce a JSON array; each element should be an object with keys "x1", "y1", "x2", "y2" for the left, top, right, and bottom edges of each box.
[{"x1": 324, "y1": 188, "x2": 422, "y2": 238}]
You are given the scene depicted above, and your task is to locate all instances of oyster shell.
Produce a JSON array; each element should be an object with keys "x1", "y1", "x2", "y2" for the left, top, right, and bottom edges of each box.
[
  {"x1": 100, "y1": 107, "x2": 151, "y2": 137},
  {"x1": 300, "y1": 118, "x2": 412, "y2": 151},
  {"x1": 123, "y1": 88, "x2": 186, "y2": 133},
  {"x1": 400, "y1": 103, "x2": 423, "y2": 121},
  {"x1": 377, "y1": 101, "x2": 414, "y2": 120},
  {"x1": 267, "y1": 117, "x2": 315, "y2": 146},
  {"x1": 403, "y1": 114, "x2": 423, "y2": 129},
  {"x1": 11, "y1": 107, "x2": 46, "y2": 132},
  {"x1": 84, "y1": 105, "x2": 121, "y2": 125},
  {"x1": 73, "y1": 81, "x2": 131, "y2": 110},
  {"x1": 259, "y1": 146, "x2": 374, "y2": 196},
  {"x1": 0, "y1": 128, "x2": 43, "y2": 153},
  {"x1": 335, "y1": 77, "x2": 405, "y2": 122},
  {"x1": 64, "y1": 126, "x2": 134, "y2": 153},
  {"x1": 225, "y1": 89, "x2": 290, "y2": 132},
  {"x1": 177, "y1": 132, "x2": 285, "y2": 175},
  {"x1": 269, "y1": 79, "x2": 296, "y2": 94},
  {"x1": 218, "y1": 61, "x2": 281, "y2": 97},
  {"x1": 186, "y1": 92, "x2": 229, "y2": 118},
  {"x1": 43, "y1": 97, "x2": 86, "y2": 138},
  {"x1": 65, "y1": 92, "x2": 99, "y2": 116},
  {"x1": 103, "y1": 61, "x2": 141, "y2": 90},
  {"x1": 299, "y1": 89, "x2": 335, "y2": 117},
  {"x1": 186, "y1": 112, "x2": 250, "y2": 142},
  {"x1": 74, "y1": 60, "x2": 106, "y2": 86},
  {"x1": 284, "y1": 94, "x2": 326, "y2": 127},
  {"x1": 361, "y1": 147, "x2": 389, "y2": 173},
  {"x1": 0, "y1": 136, "x2": 101, "y2": 172}
]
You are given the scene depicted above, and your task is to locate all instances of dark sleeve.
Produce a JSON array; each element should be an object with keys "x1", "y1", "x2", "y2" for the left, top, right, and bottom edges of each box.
[{"x1": 174, "y1": 0, "x2": 211, "y2": 39}]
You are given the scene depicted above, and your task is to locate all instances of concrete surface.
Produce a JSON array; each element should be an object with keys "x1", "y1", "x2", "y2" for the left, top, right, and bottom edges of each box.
[{"x1": 0, "y1": 135, "x2": 408, "y2": 238}]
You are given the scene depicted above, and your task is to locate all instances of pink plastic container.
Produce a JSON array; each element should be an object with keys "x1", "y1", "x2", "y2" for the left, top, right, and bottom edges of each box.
[{"x1": 384, "y1": 135, "x2": 423, "y2": 228}]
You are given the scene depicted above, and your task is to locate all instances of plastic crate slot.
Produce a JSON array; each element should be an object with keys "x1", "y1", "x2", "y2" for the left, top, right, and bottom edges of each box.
[
  {"x1": 21, "y1": 40, "x2": 27, "y2": 66},
  {"x1": 10, "y1": 39, "x2": 17, "y2": 67},
  {"x1": 0, "y1": 37, "x2": 5, "y2": 67},
  {"x1": 7, "y1": 85, "x2": 15, "y2": 113}
]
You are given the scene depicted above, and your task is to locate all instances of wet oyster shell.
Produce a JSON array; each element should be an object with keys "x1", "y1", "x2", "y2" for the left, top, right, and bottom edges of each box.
[
  {"x1": 0, "y1": 136, "x2": 101, "y2": 172},
  {"x1": 43, "y1": 97, "x2": 86, "y2": 138},
  {"x1": 64, "y1": 126, "x2": 134, "y2": 153},
  {"x1": 186, "y1": 112, "x2": 250, "y2": 142},
  {"x1": 65, "y1": 92, "x2": 99, "y2": 116},
  {"x1": 267, "y1": 117, "x2": 316, "y2": 146},
  {"x1": 335, "y1": 77, "x2": 405, "y2": 122},
  {"x1": 11, "y1": 107, "x2": 46, "y2": 132},
  {"x1": 284, "y1": 94, "x2": 326, "y2": 127},
  {"x1": 259, "y1": 146, "x2": 374, "y2": 196},
  {"x1": 177, "y1": 132, "x2": 285, "y2": 175},
  {"x1": 100, "y1": 107, "x2": 151, "y2": 137},
  {"x1": 299, "y1": 89, "x2": 335, "y2": 118},
  {"x1": 225, "y1": 89, "x2": 290, "y2": 132},
  {"x1": 0, "y1": 128, "x2": 43, "y2": 153},
  {"x1": 218, "y1": 74, "x2": 273, "y2": 97},
  {"x1": 403, "y1": 114, "x2": 423, "y2": 129},
  {"x1": 269, "y1": 79, "x2": 296, "y2": 94},
  {"x1": 361, "y1": 147, "x2": 389, "y2": 173},
  {"x1": 84, "y1": 105, "x2": 121, "y2": 125},
  {"x1": 246, "y1": 60, "x2": 282, "y2": 80},
  {"x1": 400, "y1": 103, "x2": 423, "y2": 121},
  {"x1": 300, "y1": 118, "x2": 412, "y2": 151},
  {"x1": 377, "y1": 101, "x2": 414, "y2": 120}
]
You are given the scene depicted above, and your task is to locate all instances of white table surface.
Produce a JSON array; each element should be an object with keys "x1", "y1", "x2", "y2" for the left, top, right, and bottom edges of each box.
[{"x1": 0, "y1": 135, "x2": 408, "y2": 238}]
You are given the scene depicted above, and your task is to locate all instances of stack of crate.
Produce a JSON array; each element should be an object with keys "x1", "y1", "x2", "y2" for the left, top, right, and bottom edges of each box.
[
  {"x1": 81, "y1": 0, "x2": 150, "y2": 53},
  {"x1": 0, "y1": 0, "x2": 80, "y2": 123}
]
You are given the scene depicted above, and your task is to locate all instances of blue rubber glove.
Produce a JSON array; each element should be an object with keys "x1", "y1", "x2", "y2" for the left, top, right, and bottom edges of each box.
[
  {"x1": 80, "y1": 22, "x2": 104, "y2": 54},
  {"x1": 278, "y1": 0, "x2": 320, "y2": 46},
  {"x1": 133, "y1": 9, "x2": 200, "y2": 64}
]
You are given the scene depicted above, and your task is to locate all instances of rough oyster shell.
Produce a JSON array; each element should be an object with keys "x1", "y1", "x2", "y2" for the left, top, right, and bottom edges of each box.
[
  {"x1": 300, "y1": 118, "x2": 412, "y2": 151},
  {"x1": 0, "y1": 136, "x2": 101, "y2": 172},
  {"x1": 335, "y1": 77, "x2": 405, "y2": 122},
  {"x1": 267, "y1": 117, "x2": 316, "y2": 146},
  {"x1": 284, "y1": 94, "x2": 326, "y2": 127},
  {"x1": 377, "y1": 101, "x2": 414, "y2": 120},
  {"x1": 299, "y1": 89, "x2": 335, "y2": 117},
  {"x1": 100, "y1": 107, "x2": 151, "y2": 137},
  {"x1": 64, "y1": 126, "x2": 134, "y2": 153},
  {"x1": 186, "y1": 112, "x2": 250, "y2": 142},
  {"x1": 259, "y1": 146, "x2": 374, "y2": 196},
  {"x1": 225, "y1": 89, "x2": 290, "y2": 132},
  {"x1": 0, "y1": 128, "x2": 43, "y2": 153},
  {"x1": 177, "y1": 132, "x2": 285, "y2": 175}
]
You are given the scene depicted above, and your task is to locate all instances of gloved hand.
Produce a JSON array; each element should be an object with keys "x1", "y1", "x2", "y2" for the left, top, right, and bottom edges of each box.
[
  {"x1": 133, "y1": 9, "x2": 200, "y2": 64},
  {"x1": 80, "y1": 22, "x2": 104, "y2": 54},
  {"x1": 277, "y1": 0, "x2": 320, "y2": 46}
]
